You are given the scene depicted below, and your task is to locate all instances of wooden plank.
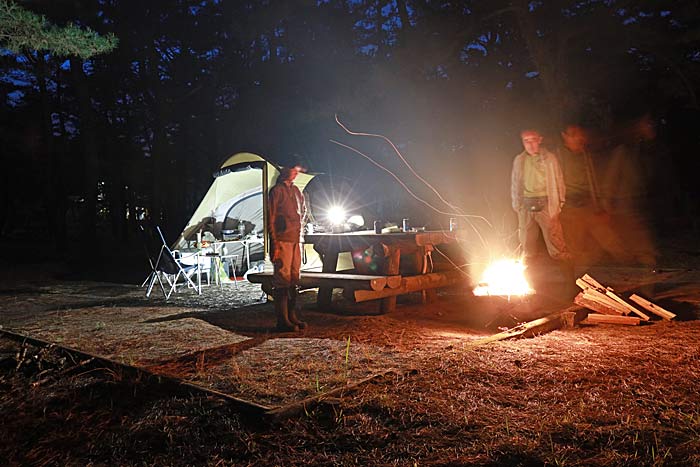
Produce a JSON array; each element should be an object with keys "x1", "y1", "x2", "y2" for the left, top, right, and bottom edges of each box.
[
  {"x1": 574, "y1": 293, "x2": 624, "y2": 315},
  {"x1": 576, "y1": 279, "x2": 629, "y2": 314},
  {"x1": 583, "y1": 313, "x2": 641, "y2": 325},
  {"x1": 578, "y1": 274, "x2": 650, "y2": 321},
  {"x1": 629, "y1": 294, "x2": 676, "y2": 320},
  {"x1": 581, "y1": 273, "x2": 607, "y2": 291},
  {"x1": 580, "y1": 289, "x2": 628, "y2": 314},
  {"x1": 247, "y1": 271, "x2": 399, "y2": 292},
  {"x1": 604, "y1": 290, "x2": 650, "y2": 321},
  {"x1": 354, "y1": 270, "x2": 463, "y2": 303},
  {"x1": 0, "y1": 329, "x2": 270, "y2": 416}
]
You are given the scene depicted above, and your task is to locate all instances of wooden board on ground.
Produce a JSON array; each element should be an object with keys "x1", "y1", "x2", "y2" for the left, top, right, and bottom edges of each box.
[
  {"x1": 583, "y1": 313, "x2": 641, "y2": 325},
  {"x1": 629, "y1": 294, "x2": 676, "y2": 320}
]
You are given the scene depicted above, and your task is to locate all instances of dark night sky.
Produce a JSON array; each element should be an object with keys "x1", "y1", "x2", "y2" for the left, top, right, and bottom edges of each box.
[{"x1": 1, "y1": 0, "x2": 699, "y2": 257}]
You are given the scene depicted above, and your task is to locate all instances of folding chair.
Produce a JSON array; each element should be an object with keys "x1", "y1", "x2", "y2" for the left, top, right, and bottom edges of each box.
[
  {"x1": 144, "y1": 225, "x2": 206, "y2": 299},
  {"x1": 139, "y1": 224, "x2": 163, "y2": 289}
]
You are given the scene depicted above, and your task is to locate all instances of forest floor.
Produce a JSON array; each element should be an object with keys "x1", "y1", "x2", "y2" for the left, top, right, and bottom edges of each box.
[{"x1": 1, "y1": 232, "x2": 700, "y2": 466}]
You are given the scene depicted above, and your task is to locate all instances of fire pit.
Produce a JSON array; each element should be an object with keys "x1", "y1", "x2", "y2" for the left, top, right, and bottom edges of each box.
[{"x1": 473, "y1": 258, "x2": 534, "y2": 298}]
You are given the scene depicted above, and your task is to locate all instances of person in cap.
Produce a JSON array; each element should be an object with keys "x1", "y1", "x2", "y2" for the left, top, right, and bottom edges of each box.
[{"x1": 269, "y1": 165, "x2": 307, "y2": 331}]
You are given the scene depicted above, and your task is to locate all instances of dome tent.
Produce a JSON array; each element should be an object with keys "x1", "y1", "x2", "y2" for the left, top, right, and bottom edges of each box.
[{"x1": 174, "y1": 152, "x2": 320, "y2": 274}]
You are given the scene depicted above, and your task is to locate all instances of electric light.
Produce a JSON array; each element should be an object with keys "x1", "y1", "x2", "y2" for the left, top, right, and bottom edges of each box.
[{"x1": 327, "y1": 205, "x2": 347, "y2": 225}]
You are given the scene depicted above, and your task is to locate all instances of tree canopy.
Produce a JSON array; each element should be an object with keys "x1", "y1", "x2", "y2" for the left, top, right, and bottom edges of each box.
[
  {"x1": 0, "y1": 0, "x2": 698, "y2": 245},
  {"x1": 0, "y1": 0, "x2": 117, "y2": 58}
]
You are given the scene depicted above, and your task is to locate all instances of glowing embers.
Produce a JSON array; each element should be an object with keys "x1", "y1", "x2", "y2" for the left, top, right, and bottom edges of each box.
[{"x1": 473, "y1": 259, "x2": 534, "y2": 297}]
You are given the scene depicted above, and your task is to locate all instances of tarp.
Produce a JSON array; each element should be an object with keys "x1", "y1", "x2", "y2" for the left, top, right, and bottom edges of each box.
[{"x1": 174, "y1": 152, "x2": 321, "y2": 273}]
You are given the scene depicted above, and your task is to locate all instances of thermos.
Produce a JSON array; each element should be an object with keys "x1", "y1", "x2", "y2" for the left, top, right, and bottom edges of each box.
[
  {"x1": 402, "y1": 218, "x2": 410, "y2": 232},
  {"x1": 374, "y1": 220, "x2": 382, "y2": 234}
]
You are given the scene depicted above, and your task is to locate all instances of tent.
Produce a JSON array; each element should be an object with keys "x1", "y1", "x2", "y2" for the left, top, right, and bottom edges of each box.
[{"x1": 174, "y1": 152, "x2": 322, "y2": 273}]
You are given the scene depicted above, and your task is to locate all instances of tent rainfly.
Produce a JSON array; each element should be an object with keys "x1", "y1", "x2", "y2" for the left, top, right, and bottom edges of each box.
[{"x1": 174, "y1": 152, "x2": 321, "y2": 273}]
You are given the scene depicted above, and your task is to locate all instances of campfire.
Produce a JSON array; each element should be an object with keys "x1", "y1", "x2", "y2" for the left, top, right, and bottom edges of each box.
[{"x1": 472, "y1": 258, "x2": 534, "y2": 297}]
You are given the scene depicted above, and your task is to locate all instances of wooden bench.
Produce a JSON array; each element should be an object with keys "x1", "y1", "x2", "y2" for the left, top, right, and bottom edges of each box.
[
  {"x1": 246, "y1": 271, "x2": 401, "y2": 297},
  {"x1": 246, "y1": 269, "x2": 464, "y2": 313}
]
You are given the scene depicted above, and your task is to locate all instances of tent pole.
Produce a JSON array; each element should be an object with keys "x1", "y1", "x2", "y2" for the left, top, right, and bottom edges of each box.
[{"x1": 262, "y1": 162, "x2": 270, "y2": 265}]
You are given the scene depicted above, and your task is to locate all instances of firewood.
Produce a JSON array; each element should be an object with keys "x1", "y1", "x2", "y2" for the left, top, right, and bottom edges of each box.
[
  {"x1": 604, "y1": 289, "x2": 650, "y2": 321},
  {"x1": 582, "y1": 289, "x2": 628, "y2": 313},
  {"x1": 581, "y1": 274, "x2": 607, "y2": 291},
  {"x1": 583, "y1": 313, "x2": 641, "y2": 325},
  {"x1": 577, "y1": 275, "x2": 650, "y2": 320},
  {"x1": 575, "y1": 279, "x2": 628, "y2": 314},
  {"x1": 629, "y1": 294, "x2": 676, "y2": 320},
  {"x1": 574, "y1": 293, "x2": 624, "y2": 315}
]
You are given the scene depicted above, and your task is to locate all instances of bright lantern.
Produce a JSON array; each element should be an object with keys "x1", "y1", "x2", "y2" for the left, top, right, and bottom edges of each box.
[
  {"x1": 326, "y1": 205, "x2": 347, "y2": 225},
  {"x1": 473, "y1": 259, "x2": 534, "y2": 297}
]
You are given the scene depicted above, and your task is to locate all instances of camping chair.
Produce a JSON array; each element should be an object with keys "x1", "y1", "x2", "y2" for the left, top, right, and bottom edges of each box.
[
  {"x1": 139, "y1": 224, "x2": 165, "y2": 289},
  {"x1": 144, "y1": 226, "x2": 207, "y2": 299}
]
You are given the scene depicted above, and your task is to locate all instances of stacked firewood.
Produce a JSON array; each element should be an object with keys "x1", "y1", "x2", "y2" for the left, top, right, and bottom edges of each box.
[{"x1": 574, "y1": 274, "x2": 676, "y2": 325}]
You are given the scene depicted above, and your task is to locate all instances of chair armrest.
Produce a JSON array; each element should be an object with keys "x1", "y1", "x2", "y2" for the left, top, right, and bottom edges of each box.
[{"x1": 175, "y1": 250, "x2": 200, "y2": 260}]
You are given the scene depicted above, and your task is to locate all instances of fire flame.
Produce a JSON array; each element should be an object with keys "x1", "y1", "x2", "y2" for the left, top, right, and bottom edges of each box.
[{"x1": 473, "y1": 259, "x2": 534, "y2": 297}]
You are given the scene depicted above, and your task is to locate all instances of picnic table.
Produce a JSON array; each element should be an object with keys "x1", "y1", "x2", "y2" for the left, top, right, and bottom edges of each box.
[{"x1": 305, "y1": 230, "x2": 464, "y2": 312}]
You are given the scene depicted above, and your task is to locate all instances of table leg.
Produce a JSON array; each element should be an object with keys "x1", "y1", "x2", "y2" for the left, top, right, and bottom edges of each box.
[
  {"x1": 317, "y1": 249, "x2": 339, "y2": 311},
  {"x1": 380, "y1": 245, "x2": 400, "y2": 313}
]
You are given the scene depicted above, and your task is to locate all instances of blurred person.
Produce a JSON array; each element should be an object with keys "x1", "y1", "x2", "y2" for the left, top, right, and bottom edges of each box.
[
  {"x1": 599, "y1": 115, "x2": 658, "y2": 267},
  {"x1": 558, "y1": 124, "x2": 633, "y2": 267},
  {"x1": 511, "y1": 129, "x2": 575, "y2": 298},
  {"x1": 269, "y1": 165, "x2": 307, "y2": 331}
]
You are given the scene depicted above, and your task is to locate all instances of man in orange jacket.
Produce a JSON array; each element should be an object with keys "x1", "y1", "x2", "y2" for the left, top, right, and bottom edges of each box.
[{"x1": 269, "y1": 165, "x2": 307, "y2": 331}]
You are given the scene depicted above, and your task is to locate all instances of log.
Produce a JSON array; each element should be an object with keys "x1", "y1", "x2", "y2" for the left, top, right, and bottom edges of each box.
[
  {"x1": 385, "y1": 275, "x2": 402, "y2": 289},
  {"x1": 574, "y1": 293, "x2": 624, "y2": 315},
  {"x1": 629, "y1": 294, "x2": 676, "y2": 320},
  {"x1": 466, "y1": 309, "x2": 576, "y2": 346},
  {"x1": 298, "y1": 272, "x2": 387, "y2": 291},
  {"x1": 380, "y1": 245, "x2": 402, "y2": 313},
  {"x1": 604, "y1": 289, "x2": 650, "y2": 321},
  {"x1": 354, "y1": 270, "x2": 463, "y2": 303},
  {"x1": 247, "y1": 271, "x2": 398, "y2": 292},
  {"x1": 583, "y1": 313, "x2": 641, "y2": 325}
]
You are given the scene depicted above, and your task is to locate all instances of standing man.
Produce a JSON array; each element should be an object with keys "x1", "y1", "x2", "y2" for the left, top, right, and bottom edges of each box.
[
  {"x1": 269, "y1": 165, "x2": 307, "y2": 331},
  {"x1": 511, "y1": 129, "x2": 574, "y2": 296},
  {"x1": 558, "y1": 124, "x2": 632, "y2": 267}
]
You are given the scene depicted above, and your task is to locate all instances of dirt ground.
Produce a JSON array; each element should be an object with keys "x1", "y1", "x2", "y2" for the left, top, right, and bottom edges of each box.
[{"x1": 1, "y1": 246, "x2": 700, "y2": 465}]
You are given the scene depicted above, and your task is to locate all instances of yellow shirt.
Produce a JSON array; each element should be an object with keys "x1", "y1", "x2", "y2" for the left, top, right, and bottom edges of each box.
[{"x1": 523, "y1": 154, "x2": 547, "y2": 197}]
